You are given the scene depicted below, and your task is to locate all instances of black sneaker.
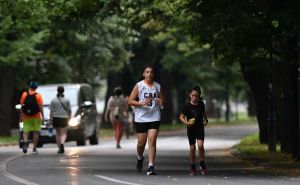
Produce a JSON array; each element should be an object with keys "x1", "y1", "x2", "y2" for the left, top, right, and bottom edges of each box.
[
  {"x1": 200, "y1": 166, "x2": 208, "y2": 176},
  {"x1": 60, "y1": 144, "x2": 65, "y2": 154},
  {"x1": 32, "y1": 148, "x2": 38, "y2": 154},
  {"x1": 136, "y1": 157, "x2": 144, "y2": 172},
  {"x1": 22, "y1": 143, "x2": 28, "y2": 154},
  {"x1": 189, "y1": 168, "x2": 196, "y2": 176},
  {"x1": 147, "y1": 166, "x2": 156, "y2": 175}
]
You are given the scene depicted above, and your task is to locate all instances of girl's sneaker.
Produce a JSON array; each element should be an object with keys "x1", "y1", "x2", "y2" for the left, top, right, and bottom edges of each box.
[
  {"x1": 200, "y1": 167, "x2": 208, "y2": 176},
  {"x1": 189, "y1": 169, "x2": 196, "y2": 176}
]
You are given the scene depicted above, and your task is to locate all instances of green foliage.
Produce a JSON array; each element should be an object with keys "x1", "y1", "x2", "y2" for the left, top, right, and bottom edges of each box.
[
  {"x1": 1, "y1": 0, "x2": 134, "y2": 87},
  {"x1": 0, "y1": 0, "x2": 50, "y2": 66}
]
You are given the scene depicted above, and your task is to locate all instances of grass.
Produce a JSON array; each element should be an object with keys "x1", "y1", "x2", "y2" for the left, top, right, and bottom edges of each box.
[
  {"x1": 0, "y1": 135, "x2": 18, "y2": 145},
  {"x1": 99, "y1": 128, "x2": 114, "y2": 139},
  {"x1": 209, "y1": 113, "x2": 257, "y2": 125},
  {"x1": 235, "y1": 133, "x2": 300, "y2": 176}
]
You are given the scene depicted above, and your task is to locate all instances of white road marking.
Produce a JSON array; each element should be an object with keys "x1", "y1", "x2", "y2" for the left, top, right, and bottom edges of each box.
[
  {"x1": 95, "y1": 175, "x2": 143, "y2": 185},
  {"x1": 0, "y1": 154, "x2": 40, "y2": 185}
]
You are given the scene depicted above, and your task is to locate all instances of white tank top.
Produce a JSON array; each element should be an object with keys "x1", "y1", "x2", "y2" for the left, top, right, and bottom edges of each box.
[{"x1": 134, "y1": 80, "x2": 161, "y2": 123}]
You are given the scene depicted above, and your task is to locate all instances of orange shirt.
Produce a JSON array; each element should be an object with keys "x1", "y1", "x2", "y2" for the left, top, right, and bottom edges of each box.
[{"x1": 20, "y1": 89, "x2": 43, "y2": 120}]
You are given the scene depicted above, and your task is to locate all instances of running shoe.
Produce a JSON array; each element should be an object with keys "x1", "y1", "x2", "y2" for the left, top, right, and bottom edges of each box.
[
  {"x1": 136, "y1": 157, "x2": 144, "y2": 172},
  {"x1": 32, "y1": 148, "x2": 38, "y2": 154},
  {"x1": 200, "y1": 166, "x2": 208, "y2": 176},
  {"x1": 147, "y1": 166, "x2": 156, "y2": 175},
  {"x1": 22, "y1": 143, "x2": 27, "y2": 154},
  {"x1": 116, "y1": 144, "x2": 121, "y2": 149},
  {"x1": 60, "y1": 144, "x2": 65, "y2": 153},
  {"x1": 189, "y1": 169, "x2": 196, "y2": 176},
  {"x1": 58, "y1": 144, "x2": 64, "y2": 154}
]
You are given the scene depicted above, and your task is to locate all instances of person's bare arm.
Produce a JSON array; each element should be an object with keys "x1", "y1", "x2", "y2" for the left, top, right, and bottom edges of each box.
[
  {"x1": 156, "y1": 89, "x2": 165, "y2": 106},
  {"x1": 179, "y1": 113, "x2": 191, "y2": 126},
  {"x1": 39, "y1": 105, "x2": 44, "y2": 122},
  {"x1": 128, "y1": 84, "x2": 151, "y2": 107},
  {"x1": 203, "y1": 111, "x2": 208, "y2": 126},
  {"x1": 104, "y1": 97, "x2": 112, "y2": 122}
]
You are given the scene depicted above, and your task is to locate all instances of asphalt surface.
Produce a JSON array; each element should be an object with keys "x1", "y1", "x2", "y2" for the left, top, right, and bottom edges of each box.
[{"x1": 0, "y1": 124, "x2": 300, "y2": 185}]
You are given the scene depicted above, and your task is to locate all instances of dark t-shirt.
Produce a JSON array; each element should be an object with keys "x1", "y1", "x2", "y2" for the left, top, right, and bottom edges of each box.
[{"x1": 181, "y1": 101, "x2": 206, "y2": 128}]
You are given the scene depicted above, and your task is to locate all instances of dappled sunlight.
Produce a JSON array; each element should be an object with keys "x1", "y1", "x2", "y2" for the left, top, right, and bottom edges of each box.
[{"x1": 67, "y1": 157, "x2": 80, "y2": 185}]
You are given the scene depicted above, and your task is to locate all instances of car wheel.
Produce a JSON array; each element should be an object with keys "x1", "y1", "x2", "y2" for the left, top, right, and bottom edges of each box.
[
  {"x1": 76, "y1": 138, "x2": 86, "y2": 146},
  {"x1": 37, "y1": 140, "x2": 43, "y2": 148},
  {"x1": 89, "y1": 129, "x2": 98, "y2": 145},
  {"x1": 76, "y1": 130, "x2": 86, "y2": 146}
]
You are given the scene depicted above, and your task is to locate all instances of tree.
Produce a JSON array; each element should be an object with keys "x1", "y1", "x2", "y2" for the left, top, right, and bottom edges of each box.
[
  {"x1": 0, "y1": 0, "x2": 134, "y2": 133},
  {"x1": 119, "y1": 0, "x2": 300, "y2": 157},
  {"x1": 0, "y1": 0, "x2": 50, "y2": 135}
]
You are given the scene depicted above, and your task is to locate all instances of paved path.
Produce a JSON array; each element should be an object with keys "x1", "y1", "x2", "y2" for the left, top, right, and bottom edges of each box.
[{"x1": 0, "y1": 124, "x2": 299, "y2": 185}]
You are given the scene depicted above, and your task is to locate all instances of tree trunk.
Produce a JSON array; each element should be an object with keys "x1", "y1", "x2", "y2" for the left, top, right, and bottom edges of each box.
[
  {"x1": 159, "y1": 69, "x2": 174, "y2": 124},
  {"x1": 276, "y1": 36, "x2": 299, "y2": 157},
  {"x1": 0, "y1": 67, "x2": 16, "y2": 136},
  {"x1": 225, "y1": 83, "x2": 230, "y2": 122},
  {"x1": 240, "y1": 60, "x2": 270, "y2": 143},
  {"x1": 247, "y1": 90, "x2": 257, "y2": 117},
  {"x1": 276, "y1": 61, "x2": 298, "y2": 156}
]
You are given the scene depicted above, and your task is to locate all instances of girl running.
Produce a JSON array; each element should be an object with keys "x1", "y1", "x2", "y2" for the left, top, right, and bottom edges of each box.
[{"x1": 179, "y1": 85, "x2": 208, "y2": 176}]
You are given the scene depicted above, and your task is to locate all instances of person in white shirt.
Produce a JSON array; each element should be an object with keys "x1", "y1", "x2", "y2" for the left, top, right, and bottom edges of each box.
[
  {"x1": 128, "y1": 65, "x2": 164, "y2": 175},
  {"x1": 50, "y1": 86, "x2": 71, "y2": 154}
]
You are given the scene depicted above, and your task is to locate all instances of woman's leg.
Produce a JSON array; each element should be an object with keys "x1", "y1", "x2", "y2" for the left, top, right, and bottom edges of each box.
[
  {"x1": 147, "y1": 129, "x2": 159, "y2": 165},
  {"x1": 136, "y1": 132, "x2": 147, "y2": 157},
  {"x1": 116, "y1": 122, "x2": 123, "y2": 147},
  {"x1": 60, "y1": 127, "x2": 67, "y2": 144},
  {"x1": 55, "y1": 128, "x2": 61, "y2": 147},
  {"x1": 112, "y1": 122, "x2": 117, "y2": 143}
]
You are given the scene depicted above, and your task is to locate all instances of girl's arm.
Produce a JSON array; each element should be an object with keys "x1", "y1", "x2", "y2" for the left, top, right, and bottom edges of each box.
[
  {"x1": 203, "y1": 111, "x2": 208, "y2": 126},
  {"x1": 128, "y1": 84, "x2": 151, "y2": 107},
  {"x1": 179, "y1": 113, "x2": 191, "y2": 126}
]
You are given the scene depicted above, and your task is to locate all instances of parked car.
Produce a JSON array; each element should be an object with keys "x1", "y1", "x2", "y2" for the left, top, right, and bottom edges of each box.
[{"x1": 18, "y1": 83, "x2": 99, "y2": 147}]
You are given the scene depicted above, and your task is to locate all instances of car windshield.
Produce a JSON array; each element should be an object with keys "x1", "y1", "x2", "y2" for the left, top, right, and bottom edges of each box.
[{"x1": 37, "y1": 86, "x2": 78, "y2": 106}]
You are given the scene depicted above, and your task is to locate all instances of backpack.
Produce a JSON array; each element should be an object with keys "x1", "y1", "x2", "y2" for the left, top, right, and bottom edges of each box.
[
  {"x1": 22, "y1": 92, "x2": 40, "y2": 115},
  {"x1": 110, "y1": 96, "x2": 126, "y2": 121}
]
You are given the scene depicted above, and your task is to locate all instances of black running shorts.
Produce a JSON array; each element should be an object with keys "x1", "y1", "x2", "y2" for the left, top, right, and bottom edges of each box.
[
  {"x1": 134, "y1": 121, "x2": 160, "y2": 133},
  {"x1": 187, "y1": 126, "x2": 204, "y2": 145},
  {"x1": 52, "y1": 117, "x2": 68, "y2": 128}
]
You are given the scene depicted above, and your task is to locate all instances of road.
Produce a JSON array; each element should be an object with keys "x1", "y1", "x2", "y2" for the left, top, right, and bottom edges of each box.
[{"x1": 0, "y1": 124, "x2": 299, "y2": 185}]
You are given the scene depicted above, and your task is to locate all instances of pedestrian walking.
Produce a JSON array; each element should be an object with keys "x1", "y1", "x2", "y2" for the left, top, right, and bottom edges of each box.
[
  {"x1": 105, "y1": 87, "x2": 128, "y2": 149},
  {"x1": 49, "y1": 86, "x2": 71, "y2": 154},
  {"x1": 179, "y1": 85, "x2": 209, "y2": 176},
  {"x1": 128, "y1": 65, "x2": 164, "y2": 175},
  {"x1": 20, "y1": 81, "x2": 44, "y2": 154}
]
